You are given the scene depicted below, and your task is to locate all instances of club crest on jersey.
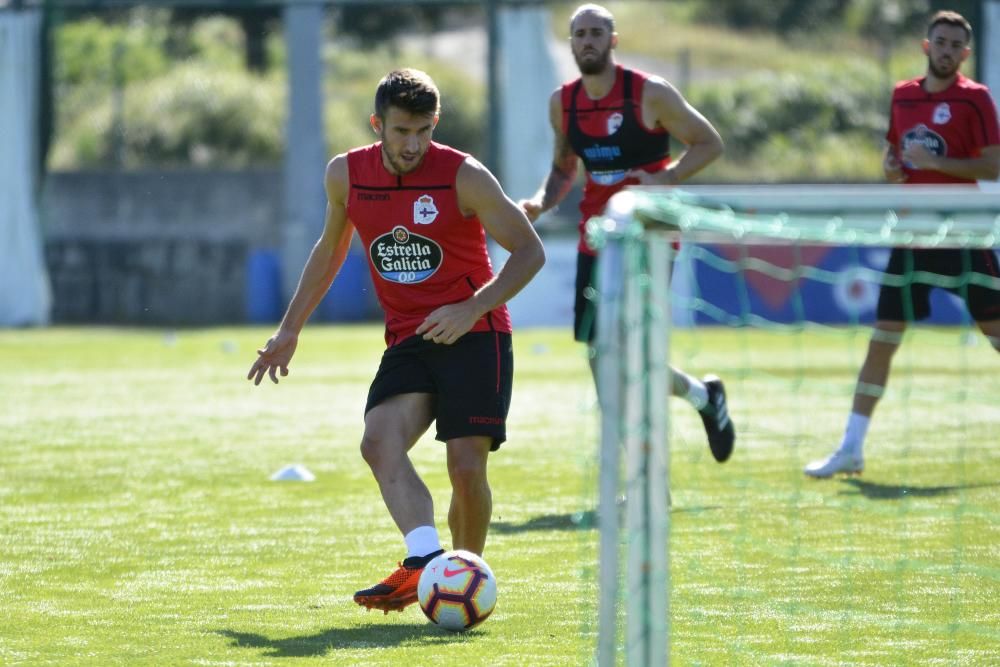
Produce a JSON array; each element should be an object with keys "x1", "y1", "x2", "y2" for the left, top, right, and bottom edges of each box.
[
  {"x1": 370, "y1": 225, "x2": 442, "y2": 284},
  {"x1": 901, "y1": 124, "x2": 947, "y2": 167},
  {"x1": 413, "y1": 194, "x2": 439, "y2": 225},
  {"x1": 606, "y1": 112, "x2": 624, "y2": 135},
  {"x1": 932, "y1": 102, "x2": 951, "y2": 125}
]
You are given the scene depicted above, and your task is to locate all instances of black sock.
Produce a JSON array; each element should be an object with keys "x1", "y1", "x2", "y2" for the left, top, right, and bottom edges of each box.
[{"x1": 402, "y1": 548, "x2": 445, "y2": 569}]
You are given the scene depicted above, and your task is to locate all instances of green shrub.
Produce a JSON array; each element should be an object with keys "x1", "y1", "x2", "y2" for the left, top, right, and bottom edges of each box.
[
  {"x1": 51, "y1": 43, "x2": 485, "y2": 169},
  {"x1": 322, "y1": 46, "x2": 485, "y2": 158},
  {"x1": 688, "y1": 62, "x2": 891, "y2": 181},
  {"x1": 185, "y1": 15, "x2": 247, "y2": 70},
  {"x1": 55, "y1": 14, "x2": 170, "y2": 87},
  {"x1": 51, "y1": 64, "x2": 285, "y2": 168}
]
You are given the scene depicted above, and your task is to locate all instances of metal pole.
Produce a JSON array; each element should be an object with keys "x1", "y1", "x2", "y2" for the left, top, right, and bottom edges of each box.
[
  {"x1": 624, "y1": 237, "x2": 647, "y2": 666},
  {"x1": 281, "y1": 1, "x2": 327, "y2": 305},
  {"x1": 645, "y1": 233, "x2": 672, "y2": 666},
  {"x1": 596, "y1": 238, "x2": 625, "y2": 667},
  {"x1": 485, "y1": 0, "x2": 502, "y2": 177}
]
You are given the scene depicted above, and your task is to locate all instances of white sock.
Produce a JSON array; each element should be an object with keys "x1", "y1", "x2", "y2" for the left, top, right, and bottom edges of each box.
[
  {"x1": 404, "y1": 525, "x2": 442, "y2": 559},
  {"x1": 841, "y1": 413, "x2": 870, "y2": 455},
  {"x1": 676, "y1": 371, "x2": 708, "y2": 410}
]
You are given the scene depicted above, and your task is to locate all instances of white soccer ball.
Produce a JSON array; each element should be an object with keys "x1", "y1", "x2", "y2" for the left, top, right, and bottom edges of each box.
[{"x1": 417, "y1": 549, "x2": 497, "y2": 631}]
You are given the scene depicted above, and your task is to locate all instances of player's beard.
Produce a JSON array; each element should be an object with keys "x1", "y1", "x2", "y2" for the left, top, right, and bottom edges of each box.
[
  {"x1": 927, "y1": 54, "x2": 960, "y2": 80},
  {"x1": 380, "y1": 138, "x2": 426, "y2": 175},
  {"x1": 574, "y1": 45, "x2": 612, "y2": 75}
]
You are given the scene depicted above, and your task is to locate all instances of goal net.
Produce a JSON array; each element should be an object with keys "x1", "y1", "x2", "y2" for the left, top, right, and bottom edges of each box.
[{"x1": 589, "y1": 184, "x2": 1000, "y2": 666}]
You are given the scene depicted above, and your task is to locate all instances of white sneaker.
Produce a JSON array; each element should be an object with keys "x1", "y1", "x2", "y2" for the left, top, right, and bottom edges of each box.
[{"x1": 803, "y1": 448, "x2": 864, "y2": 478}]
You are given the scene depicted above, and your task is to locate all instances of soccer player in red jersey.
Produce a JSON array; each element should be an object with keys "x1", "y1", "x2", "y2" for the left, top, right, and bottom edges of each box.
[
  {"x1": 519, "y1": 4, "x2": 735, "y2": 463},
  {"x1": 805, "y1": 11, "x2": 1000, "y2": 478},
  {"x1": 248, "y1": 69, "x2": 545, "y2": 612}
]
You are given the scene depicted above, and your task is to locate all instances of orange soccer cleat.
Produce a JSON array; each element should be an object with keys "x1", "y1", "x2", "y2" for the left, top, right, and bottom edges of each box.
[{"x1": 354, "y1": 550, "x2": 443, "y2": 614}]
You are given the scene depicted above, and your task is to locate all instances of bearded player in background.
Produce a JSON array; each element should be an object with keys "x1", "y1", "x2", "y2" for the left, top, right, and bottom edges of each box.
[
  {"x1": 805, "y1": 10, "x2": 1000, "y2": 478},
  {"x1": 520, "y1": 4, "x2": 734, "y2": 463}
]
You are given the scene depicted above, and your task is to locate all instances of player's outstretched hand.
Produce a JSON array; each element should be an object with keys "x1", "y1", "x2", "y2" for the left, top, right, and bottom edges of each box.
[{"x1": 247, "y1": 329, "x2": 299, "y2": 385}]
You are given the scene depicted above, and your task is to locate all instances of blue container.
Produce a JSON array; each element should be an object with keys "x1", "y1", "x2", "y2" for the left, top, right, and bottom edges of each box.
[
  {"x1": 319, "y1": 249, "x2": 377, "y2": 322},
  {"x1": 245, "y1": 249, "x2": 283, "y2": 323}
]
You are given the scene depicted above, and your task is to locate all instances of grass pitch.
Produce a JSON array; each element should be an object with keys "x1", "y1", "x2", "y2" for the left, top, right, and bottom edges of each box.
[{"x1": 1, "y1": 325, "x2": 998, "y2": 665}]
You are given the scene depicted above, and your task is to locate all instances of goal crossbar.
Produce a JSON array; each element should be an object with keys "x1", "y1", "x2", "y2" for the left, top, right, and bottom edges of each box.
[{"x1": 603, "y1": 185, "x2": 1000, "y2": 248}]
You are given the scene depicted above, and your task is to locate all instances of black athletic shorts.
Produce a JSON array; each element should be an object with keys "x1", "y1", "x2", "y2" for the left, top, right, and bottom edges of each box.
[
  {"x1": 876, "y1": 247, "x2": 1000, "y2": 322},
  {"x1": 574, "y1": 251, "x2": 599, "y2": 343},
  {"x1": 365, "y1": 331, "x2": 513, "y2": 450}
]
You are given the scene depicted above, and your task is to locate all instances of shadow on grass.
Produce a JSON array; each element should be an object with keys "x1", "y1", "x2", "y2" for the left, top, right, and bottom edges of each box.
[
  {"x1": 218, "y1": 624, "x2": 473, "y2": 658},
  {"x1": 490, "y1": 504, "x2": 720, "y2": 535},
  {"x1": 838, "y1": 478, "x2": 1000, "y2": 500},
  {"x1": 491, "y1": 510, "x2": 596, "y2": 534}
]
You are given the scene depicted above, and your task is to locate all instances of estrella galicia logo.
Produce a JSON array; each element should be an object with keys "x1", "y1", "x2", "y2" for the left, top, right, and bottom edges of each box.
[
  {"x1": 901, "y1": 124, "x2": 947, "y2": 168},
  {"x1": 370, "y1": 225, "x2": 442, "y2": 284}
]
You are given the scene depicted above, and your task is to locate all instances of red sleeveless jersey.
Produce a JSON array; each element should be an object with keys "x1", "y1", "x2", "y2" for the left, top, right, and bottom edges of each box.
[
  {"x1": 887, "y1": 74, "x2": 1000, "y2": 184},
  {"x1": 561, "y1": 65, "x2": 671, "y2": 253},
  {"x1": 346, "y1": 142, "x2": 512, "y2": 347}
]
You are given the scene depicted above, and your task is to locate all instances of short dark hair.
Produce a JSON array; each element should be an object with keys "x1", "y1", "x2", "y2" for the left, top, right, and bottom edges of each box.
[
  {"x1": 927, "y1": 10, "x2": 972, "y2": 43},
  {"x1": 569, "y1": 3, "x2": 615, "y2": 34},
  {"x1": 374, "y1": 68, "x2": 440, "y2": 119}
]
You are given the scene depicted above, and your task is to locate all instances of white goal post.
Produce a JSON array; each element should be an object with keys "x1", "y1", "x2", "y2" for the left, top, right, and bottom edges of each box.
[{"x1": 590, "y1": 184, "x2": 1000, "y2": 667}]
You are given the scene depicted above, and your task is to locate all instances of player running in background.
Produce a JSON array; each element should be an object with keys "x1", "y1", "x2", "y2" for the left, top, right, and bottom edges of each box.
[
  {"x1": 248, "y1": 69, "x2": 545, "y2": 612},
  {"x1": 805, "y1": 10, "x2": 1000, "y2": 478},
  {"x1": 519, "y1": 3, "x2": 734, "y2": 462}
]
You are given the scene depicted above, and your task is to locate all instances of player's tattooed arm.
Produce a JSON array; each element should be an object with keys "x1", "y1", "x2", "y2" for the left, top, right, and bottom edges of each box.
[
  {"x1": 540, "y1": 131, "x2": 578, "y2": 208},
  {"x1": 519, "y1": 90, "x2": 578, "y2": 223}
]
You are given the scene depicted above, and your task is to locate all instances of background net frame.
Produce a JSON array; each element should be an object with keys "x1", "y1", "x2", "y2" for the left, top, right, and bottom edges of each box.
[{"x1": 589, "y1": 184, "x2": 1000, "y2": 667}]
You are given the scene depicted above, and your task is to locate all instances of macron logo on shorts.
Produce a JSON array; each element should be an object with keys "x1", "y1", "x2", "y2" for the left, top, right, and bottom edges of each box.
[{"x1": 469, "y1": 416, "x2": 504, "y2": 425}]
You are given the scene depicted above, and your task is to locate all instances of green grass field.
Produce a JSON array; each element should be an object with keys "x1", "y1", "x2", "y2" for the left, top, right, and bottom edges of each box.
[{"x1": 2, "y1": 325, "x2": 998, "y2": 665}]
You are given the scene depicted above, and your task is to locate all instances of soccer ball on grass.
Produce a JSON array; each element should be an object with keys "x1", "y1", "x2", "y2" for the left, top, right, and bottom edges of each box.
[{"x1": 417, "y1": 549, "x2": 497, "y2": 631}]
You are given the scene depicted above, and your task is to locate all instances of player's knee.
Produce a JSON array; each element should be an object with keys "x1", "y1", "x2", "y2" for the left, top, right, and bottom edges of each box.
[
  {"x1": 449, "y1": 470, "x2": 490, "y2": 501},
  {"x1": 448, "y1": 457, "x2": 484, "y2": 481},
  {"x1": 447, "y1": 454, "x2": 488, "y2": 489},
  {"x1": 869, "y1": 325, "x2": 904, "y2": 354},
  {"x1": 359, "y1": 432, "x2": 390, "y2": 469}
]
